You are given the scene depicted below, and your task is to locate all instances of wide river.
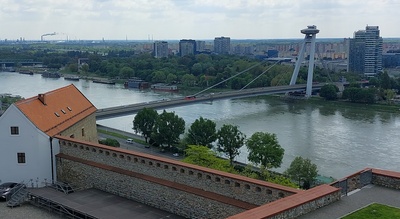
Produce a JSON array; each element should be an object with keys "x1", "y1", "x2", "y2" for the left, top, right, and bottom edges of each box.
[{"x1": 1, "y1": 72, "x2": 400, "y2": 179}]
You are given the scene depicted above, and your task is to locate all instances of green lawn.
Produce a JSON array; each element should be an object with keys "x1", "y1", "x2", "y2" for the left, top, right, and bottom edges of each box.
[{"x1": 342, "y1": 203, "x2": 400, "y2": 219}]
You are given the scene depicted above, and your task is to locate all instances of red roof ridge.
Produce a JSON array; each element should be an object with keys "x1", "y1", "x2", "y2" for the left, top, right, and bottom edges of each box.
[
  {"x1": 14, "y1": 84, "x2": 97, "y2": 136},
  {"x1": 44, "y1": 105, "x2": 96, "y2": 134}
]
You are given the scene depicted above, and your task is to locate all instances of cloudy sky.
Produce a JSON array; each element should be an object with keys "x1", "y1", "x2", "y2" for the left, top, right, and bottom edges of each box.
[{"x1": 1, "y1": 0, "x2": 399, "y2": 41}]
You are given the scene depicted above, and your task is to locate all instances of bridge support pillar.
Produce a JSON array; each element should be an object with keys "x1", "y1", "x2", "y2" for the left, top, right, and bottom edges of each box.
[{"x1": 290, "y1": 25, "x2": 319, "y2": 97}]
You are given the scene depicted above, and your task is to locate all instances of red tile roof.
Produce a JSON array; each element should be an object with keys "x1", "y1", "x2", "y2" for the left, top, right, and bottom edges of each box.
[{"x1": 15, "y1": 84, "x2": 97, "y2": 137}]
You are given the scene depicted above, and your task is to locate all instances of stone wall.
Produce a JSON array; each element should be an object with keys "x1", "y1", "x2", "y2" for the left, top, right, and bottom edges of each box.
[
  {"x1": 372, "y1": 169, "x2": 400, "y2": 190},
  {"x1": 57, "y1": 157, "x2": 244, "y2": 219},
  {"x1": 268, "y1": 191, "x2": 341, "y2": 219},
  {"x1": 60, "y1": 114, "x2": 98, "y2": 143},
  {"x1": 55, "y1": 136, "x2": 300, "y2": 218},
  {"x1": 331, "y1": 168, "x2": 400, "y2": 195},
  {"x1": 57, "y1": 137, "x2": 298, "y2": 205},
  {"x1": 227, "y1": 184, "x2": 341, "y2": 219}
]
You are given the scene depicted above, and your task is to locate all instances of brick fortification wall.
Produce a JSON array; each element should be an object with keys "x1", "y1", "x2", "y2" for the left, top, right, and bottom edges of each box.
[
  {"x1": 55, "y1": 136, "x2": 299, "y2": 219},
  {"x1": 227, "y1": 185, "x2": 341, "y2": 219},
  {"x1": 330, "y1": 168, "x2": 400, "y2": 195},
  {"x1": 372, "y1": 169, "x2": 400, "y2": 190}
]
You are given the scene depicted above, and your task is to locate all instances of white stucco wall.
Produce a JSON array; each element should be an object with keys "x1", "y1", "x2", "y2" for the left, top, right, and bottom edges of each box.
[{"x1": 0, "y1": 105, "x2": 59, "y2": 187}]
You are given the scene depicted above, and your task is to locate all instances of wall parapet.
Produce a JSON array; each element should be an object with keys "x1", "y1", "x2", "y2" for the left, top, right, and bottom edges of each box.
[
  {"x1": 372, "y1": 168, "x2": 400, "y2": 190},
  {"x1": 330, "y1": 168, "x2": 400, "y2": 195},
  {"x1": 55, "y1": 135, "x2": 300, "y2": 218},
  {"x1": 226, "y1": 184, "x2": 341, "y2": 219}
]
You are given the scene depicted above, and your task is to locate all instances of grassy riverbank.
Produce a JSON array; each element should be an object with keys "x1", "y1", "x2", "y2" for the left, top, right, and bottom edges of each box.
[{"x1": 261, "y1": 95, "x2": 400, "y2": 114}]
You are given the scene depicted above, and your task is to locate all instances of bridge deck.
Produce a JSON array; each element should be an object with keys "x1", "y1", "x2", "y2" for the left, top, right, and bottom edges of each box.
[{"x1": 28, "y1": 187, "x2": 185, "y2": 219}]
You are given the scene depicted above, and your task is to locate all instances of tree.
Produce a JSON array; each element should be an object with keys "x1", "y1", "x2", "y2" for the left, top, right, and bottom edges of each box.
[
  {"x1": 380, "y1": 72, "x2": 391, "y2": 89},
  {"x1": 284, "y1": 156, "x2": 318, "y2": 189},
  {"x1": 181, "y1": 74, "x2": 197, "y2": 86},
  {"x1": 98, "y1": 138, "x2": 120, "y2": 147},
  {"x1": 319, "y1": 84, "x2": 338, "y2": 100},
  {"x1": 216, "y1": 124, "x2": 246, "y2": 165},
  {"x1": 119, "y1": 66, "x2": 134, "y2": 79},
  {"x1": 68, "y1": 63, "x2": 78, "y2": 72},
  {"x1": 166, "y1": 73, "x2": 177, "y2": 84},
  {"x1": 191, "y1": 63, "x2": 203, "y2": 76},
  {"x1": 246, "y1": 132, "x2": 284, "y2": 169},
  {"x1": 183, "y1": 145, "x2": 235, "y2": 172},
  {"x1": 384, "y1": 89, "x2": 396, "y2": 104},
  {"x1": 152, "y1": 70, "x2": 166, "y2": 83},
  {"x1": 133, "y1": 108, "x2": 158, "y2": 143},
  {"x1": 187, "y1": 117, "x2": 217, "y2": 148},
  {"x1": 152, "y1": 110, "x2": 185, "y2": 148},
  {"x1": 342, "y1": 87, "x2": 377, "y2": 103}
]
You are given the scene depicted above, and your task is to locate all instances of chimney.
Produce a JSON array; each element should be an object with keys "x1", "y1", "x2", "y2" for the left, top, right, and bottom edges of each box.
[{"x1": 38, "y1": 94, "x2": 46, "y2": 105}]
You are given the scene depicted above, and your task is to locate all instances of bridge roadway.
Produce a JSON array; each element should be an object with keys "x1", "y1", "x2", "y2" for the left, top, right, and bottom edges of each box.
[{"x1": 96, "y1": 83, "x2": 325, "y2": 120}]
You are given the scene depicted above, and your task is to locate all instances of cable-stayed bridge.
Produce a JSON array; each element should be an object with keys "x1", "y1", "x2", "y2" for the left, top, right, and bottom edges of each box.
[
  {"x1": 96, "y1": 83, "x2": 328, "y2": 120},
  {"x1": 96, "y1": 25, "x2": 342, "y2": 120}
]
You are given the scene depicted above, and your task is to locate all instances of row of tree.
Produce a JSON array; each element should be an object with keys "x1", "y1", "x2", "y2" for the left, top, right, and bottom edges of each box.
[
  {"x1": 132, "y1": 107, "x2": 319, "y2": 188},
  {"x1": 132, "y1": 108, "x2": 285, "y2": 169},
  {"x1": 319, "y1": 72, "x2": 399, "y2": 104},
  {"x1": 3, "y1": 46, "x2": 389, "y2": 92}
]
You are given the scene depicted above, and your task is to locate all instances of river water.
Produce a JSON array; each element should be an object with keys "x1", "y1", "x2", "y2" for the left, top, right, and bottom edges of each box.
[{"x1": 1, "y1": 72, "x2": 400, "y2": 179}]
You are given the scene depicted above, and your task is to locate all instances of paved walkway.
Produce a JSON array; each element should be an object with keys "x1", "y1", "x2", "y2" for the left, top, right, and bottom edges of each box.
[
  {"x1": 297, "y1": 185, "x2": 400, "y2": 218},
  {"x1": 28, "y1": 187, "x2": 185, "y2": 219}
]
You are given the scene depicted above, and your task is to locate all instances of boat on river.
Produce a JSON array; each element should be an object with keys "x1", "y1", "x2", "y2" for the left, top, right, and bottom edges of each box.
[
  {"x1": 19, "y1": 70, "x2": 34, "y2": 75},
  {"x1": 92, "y1": 79, "x2": 115, "y2": 85},
  {"x1": 64, "y1": 75, "x2": 80, "y2": 81},
  {"x1": 150, "y1": 83, "x2": 178, "y2": 92},
  {"x1": 124, "y1": 78, "x2": 150, "y2": 89},
  {"x1": 41, "y1": 72, "x2": 61, "y2": 78}
]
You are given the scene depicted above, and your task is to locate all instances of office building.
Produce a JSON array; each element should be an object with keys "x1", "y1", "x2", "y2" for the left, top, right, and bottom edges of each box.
[
  {"x1": 348, "y1": 26, "x2": 383, "y2": 77},
  {"x1": 196, "y1": 40, "x2": 205, "y2": 53},
  {"x1": 179, "y1": 39, "x2": 196, "y2": 56},
  {"x1": 214, "y1": 36, "x2": 231, "y2": 54},
  {"x1": 154, "y1": 41, "x2": 169, "y2": 58}
]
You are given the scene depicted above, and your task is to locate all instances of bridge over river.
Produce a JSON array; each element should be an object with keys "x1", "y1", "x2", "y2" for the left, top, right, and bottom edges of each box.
[{"x1": 96, "y1": 83, "x2": 328, "y2": 120}]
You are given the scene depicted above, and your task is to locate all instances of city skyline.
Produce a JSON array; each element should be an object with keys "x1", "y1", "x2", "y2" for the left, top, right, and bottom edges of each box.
[{"x1": 1, "y1": 0, "x2": 400, "y2": 41}]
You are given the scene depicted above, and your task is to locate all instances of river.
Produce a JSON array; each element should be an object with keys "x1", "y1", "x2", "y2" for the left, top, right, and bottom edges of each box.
[{"x1": 1, "y1": 72, "x2": 400, "y2": 179}]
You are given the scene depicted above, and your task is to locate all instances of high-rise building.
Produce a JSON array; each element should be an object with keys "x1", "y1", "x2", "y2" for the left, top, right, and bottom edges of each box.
[
  {"x1": 154, "y1": 41, "x2": 169, "y2": 58},
  {"x1": 179, "y1": 39, "x2": 196, "y2": 57},
  {"x1": 196, "y1": 41, "x2": 205, "y2": 53},
  {"x1": 348, "y1": 26, "x2": 383, "y2": 77},
  {"x1": 214, "y1": 37, "x2": 230, "y2": 54}
]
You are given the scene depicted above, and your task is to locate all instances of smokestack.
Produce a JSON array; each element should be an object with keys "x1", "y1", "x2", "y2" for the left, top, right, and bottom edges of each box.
[{"x1": 38, "y1": 94, "x2": 46, "y2": 105}]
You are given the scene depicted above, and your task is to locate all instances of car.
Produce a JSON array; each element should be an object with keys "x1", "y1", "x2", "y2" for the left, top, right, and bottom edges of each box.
[
  {"x1": 0, "y1": 182, "x2": 25, "y2": 201},
  {"x1": 126, "y1": 139, "x2": 134, "y2": 144},
  {"x1": 173, "y1": 153, "x2": 179, "y2": 157}
]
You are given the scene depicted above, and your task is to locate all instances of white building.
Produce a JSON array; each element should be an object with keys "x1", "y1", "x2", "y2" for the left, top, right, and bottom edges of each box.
[{"x1": 0, "y1": 84, "x2": 98, "y2": 187}]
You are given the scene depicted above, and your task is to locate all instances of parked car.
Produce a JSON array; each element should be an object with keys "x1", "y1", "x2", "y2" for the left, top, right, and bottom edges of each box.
[
  {"x1": 126, "y1": 138, "x2": 134, "y2": 144},
  {"x1": 0, "y1": 182, "x2": 25, "y2": 201}
]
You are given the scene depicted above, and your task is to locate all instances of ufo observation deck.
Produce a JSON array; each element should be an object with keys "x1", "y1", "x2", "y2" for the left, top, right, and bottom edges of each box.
[{"x1": 301, "y1": 25, "x2": 320, "y2": 35}]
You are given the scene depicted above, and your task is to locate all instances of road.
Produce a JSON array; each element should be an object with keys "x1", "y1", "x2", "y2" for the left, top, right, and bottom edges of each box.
[{"x1": 97, "y1": 125, "x2": 182, "y2": 161}]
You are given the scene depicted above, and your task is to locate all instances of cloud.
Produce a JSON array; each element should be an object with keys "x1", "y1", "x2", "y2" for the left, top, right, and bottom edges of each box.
[{"x1": 0, "y1": 0, "x2": 399, "y2": 40}]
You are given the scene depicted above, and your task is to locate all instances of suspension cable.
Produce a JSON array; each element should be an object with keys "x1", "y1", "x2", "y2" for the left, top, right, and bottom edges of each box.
[
  {"x1": 192, "y1": 60, "x2": 268, "y2": 96},
  {"x1": 240, "y1": 60, "x2": 281, "y2": 90}
]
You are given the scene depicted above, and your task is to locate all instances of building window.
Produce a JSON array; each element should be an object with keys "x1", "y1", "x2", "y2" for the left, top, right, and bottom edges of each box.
[
  {"x1": 11, "y1": 126, "x2": 19, "y2": 135},
  {"x1": 17, "y1": 153, "x2": 26, "y2": 164},
  {"x1": 70, "y1": 134, "x2": 74, "y2": 138},
  {"x1": 81, "y1": 128, "x2": 85, "y2": 137}
]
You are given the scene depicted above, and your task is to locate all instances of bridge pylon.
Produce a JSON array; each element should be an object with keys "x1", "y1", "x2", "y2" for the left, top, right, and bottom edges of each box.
[{"x1": 289, "y1": 25, "x2": 319, "y2": 97}]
